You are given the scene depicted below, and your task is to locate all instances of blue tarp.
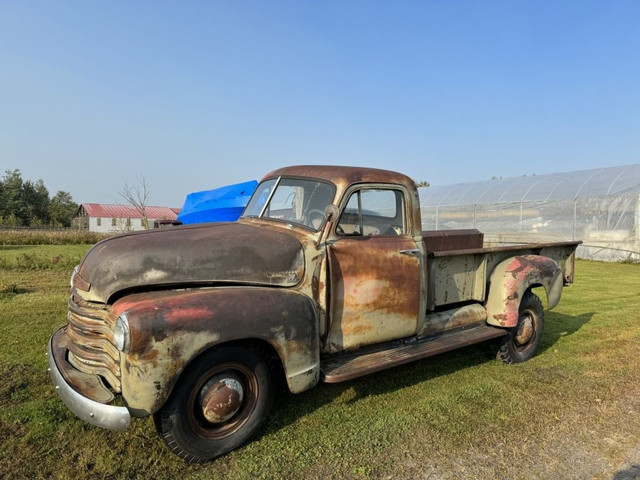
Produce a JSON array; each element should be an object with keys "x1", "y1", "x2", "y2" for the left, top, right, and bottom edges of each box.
[{"x1": 177, "y1": 180, "x2": 258, "y2": 224}]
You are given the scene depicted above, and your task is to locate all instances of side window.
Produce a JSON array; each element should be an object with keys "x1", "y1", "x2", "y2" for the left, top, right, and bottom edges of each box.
[
  {"x1": 337, "y1": 189, "x2": 405, "y2": 236},
  {"x1": 337, "y1": 193, "x2": 362, "y2": 236}
]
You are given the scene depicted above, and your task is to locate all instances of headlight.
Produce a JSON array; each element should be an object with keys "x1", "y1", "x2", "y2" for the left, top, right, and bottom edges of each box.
[{"x1": 113, "y1": 313, "x2": 131, "y2": 353}]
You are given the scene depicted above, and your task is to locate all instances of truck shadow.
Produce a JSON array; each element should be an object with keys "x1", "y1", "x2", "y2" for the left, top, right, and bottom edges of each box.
[
  {"x1": 259, "y1": 310, "x2": 594, "y2": 440},
  {"x1": 538, "y1": 311, "x2": 595, "y2": 355},
  {"x1": 613, "y1": 464, "x2": 640, "y2": 480}
]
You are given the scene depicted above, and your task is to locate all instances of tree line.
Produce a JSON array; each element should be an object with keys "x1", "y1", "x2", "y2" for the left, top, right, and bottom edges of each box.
[{"x1": 0, "y1": 169, "x2": 79, "y2": 227}]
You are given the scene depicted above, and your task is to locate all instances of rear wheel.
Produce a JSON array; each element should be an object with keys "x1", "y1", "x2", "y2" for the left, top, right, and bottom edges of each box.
[
  {"x1": 154, "y1": 346, "x2": 273, "y2": 462},
  {"x1": 496, "y1": 291, "x2": 544, "y2": 364}
]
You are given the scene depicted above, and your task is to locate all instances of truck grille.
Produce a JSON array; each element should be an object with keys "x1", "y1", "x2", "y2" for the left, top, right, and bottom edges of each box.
[{"x1": 66, "y1": 296, "x2": 121, "y2": 392}]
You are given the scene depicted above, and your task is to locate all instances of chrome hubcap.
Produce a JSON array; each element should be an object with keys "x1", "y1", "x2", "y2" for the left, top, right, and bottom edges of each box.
[
  {"x1": 199, "y1": 374, "x2": 244, "y2": 424},
  {"x1": 515, "y1": 313, "x2": 534, "y2": 346}
]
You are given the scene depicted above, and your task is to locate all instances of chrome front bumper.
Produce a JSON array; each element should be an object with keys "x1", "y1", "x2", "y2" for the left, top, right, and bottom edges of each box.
[{"x1": 47, "y1": 330, "x2": 131, "y2": 431}]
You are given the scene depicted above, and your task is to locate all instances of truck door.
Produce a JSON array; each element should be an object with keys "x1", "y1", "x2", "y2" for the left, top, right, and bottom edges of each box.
[{"x1": 326, "y1": 187, "x2": 421, "y2": 353}]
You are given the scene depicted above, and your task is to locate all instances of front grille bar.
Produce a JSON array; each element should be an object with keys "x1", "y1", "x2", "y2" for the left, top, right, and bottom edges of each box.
[{"x1": 65, "y1": 296, "x2": 121, "y2": 392}]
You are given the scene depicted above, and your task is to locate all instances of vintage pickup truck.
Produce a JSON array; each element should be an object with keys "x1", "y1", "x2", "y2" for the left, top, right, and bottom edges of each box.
[{"x1": 48, "y1": 166, "x2": 579, "y2": 462}]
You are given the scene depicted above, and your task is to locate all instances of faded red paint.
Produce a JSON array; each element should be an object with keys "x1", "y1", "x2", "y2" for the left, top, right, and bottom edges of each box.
[
  {"x1": 111, "y1": 287, "x2": 319, "y2": 413},
  {"x1": 493, "y1": 255, "x2": 562, "y2": 327}
]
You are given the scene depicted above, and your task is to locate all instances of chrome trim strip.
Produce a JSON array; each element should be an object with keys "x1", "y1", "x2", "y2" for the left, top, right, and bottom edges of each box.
[{"x1": 399, "y1": 248, "x2": 421, "y2": 257}]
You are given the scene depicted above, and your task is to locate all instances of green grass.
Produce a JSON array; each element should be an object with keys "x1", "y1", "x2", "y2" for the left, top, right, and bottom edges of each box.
[
  {"x1": 1, "y1": 250, "x2": 639, "y2": 479},
  {"x1": 0, "y1": 244, "x2": 93, "y2": 271}
]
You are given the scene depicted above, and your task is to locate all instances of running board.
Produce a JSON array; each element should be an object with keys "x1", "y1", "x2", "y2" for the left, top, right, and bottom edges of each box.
[{"x1": 321, "y1": 324, "x2": 508, "y2": 383}]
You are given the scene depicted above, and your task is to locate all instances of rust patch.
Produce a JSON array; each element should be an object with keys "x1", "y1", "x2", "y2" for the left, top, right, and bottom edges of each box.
[
  {"x1": 326, "y1": 235, "x2": 421, "y2": 351},
  {"x1": 113, "y1": 286, "x2": 319, "y2": 413},
  {"x1": 420, "y1": 304, "x2": 488, "y2": 336},
  {"x1": 341, "y1": 323, "x2": 375, "y2": 336},
  {"x1": 50, "y1": 328, "x2": 115, "y2": 403},
  {"x1": 492, "y1": 313, "x2": 508, "y2": 326},
  {"x1": 422, "y1": 229, "x2": 483, "y2": 254},
  {"x1": 201, "y1": 379, "x2": 243, "y2": 424}
]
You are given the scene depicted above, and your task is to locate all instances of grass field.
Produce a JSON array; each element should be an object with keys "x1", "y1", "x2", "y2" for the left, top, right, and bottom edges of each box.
[
  {"x1": 0, "y1": 229, "x2": 107, "y2": 246},
  {"x1": 1, "y1": 247, "x2": 639, "y2": 479}
]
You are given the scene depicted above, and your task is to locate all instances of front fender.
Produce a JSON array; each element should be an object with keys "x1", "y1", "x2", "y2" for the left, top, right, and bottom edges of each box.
[
  {"x1": 111, "y1": 287, "x2": 319, "y2": 416},
  {"x1": 486, "y1": 255, "x2": 563, "y2": 328}
]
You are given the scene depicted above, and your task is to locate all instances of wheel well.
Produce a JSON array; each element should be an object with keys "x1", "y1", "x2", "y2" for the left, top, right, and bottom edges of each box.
[
  {"x1": 198, "y1": 339, "x2": 286, "y2": 391},
  {"x1": 150, "y1": 338, "x2": 286, "y2": 418},
  {"x1": 486, "y1": 255, "x2": 560, "y2": 328},
  {"x1": 526, "y1": 283, "x2": 547, "y2": 307}
]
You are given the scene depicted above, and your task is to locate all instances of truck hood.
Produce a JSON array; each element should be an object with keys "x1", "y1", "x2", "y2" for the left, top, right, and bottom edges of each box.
[{"x1": 76, "y1": 223, "x2": 304, "y2": 302}]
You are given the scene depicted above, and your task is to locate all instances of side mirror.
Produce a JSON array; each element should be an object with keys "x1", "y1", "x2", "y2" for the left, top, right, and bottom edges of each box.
[
  {"x1": 316, "y1": 204, "x2": 340, "y2": 248},
  {"x1": 323, "y1": 204, "x2": 340, "y2": 223}
]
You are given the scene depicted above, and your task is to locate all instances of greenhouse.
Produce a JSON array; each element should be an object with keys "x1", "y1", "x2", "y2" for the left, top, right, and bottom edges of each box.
[{"x1": 418, "y1": 163, "x2": 640, "y2": 262}]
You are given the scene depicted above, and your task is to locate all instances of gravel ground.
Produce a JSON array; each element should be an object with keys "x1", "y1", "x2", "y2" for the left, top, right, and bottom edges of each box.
[{"x1": 380, "y1": 385, "x2": 640, "y2": 480}]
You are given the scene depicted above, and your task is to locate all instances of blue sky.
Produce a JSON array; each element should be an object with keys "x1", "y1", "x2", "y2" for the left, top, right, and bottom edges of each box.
[{"x1": 1, "y1": 1, "x2": 639, "y2": 207}]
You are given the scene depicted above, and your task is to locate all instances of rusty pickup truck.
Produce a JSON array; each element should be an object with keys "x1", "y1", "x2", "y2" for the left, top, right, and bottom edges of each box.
[{"x1": 48, "y1": 165, "x2": 579, "y2": 462}]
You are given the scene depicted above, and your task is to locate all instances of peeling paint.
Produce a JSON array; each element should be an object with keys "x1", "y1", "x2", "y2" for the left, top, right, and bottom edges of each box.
[{"x1": 142, "y1": 269, "x2": 169, "y2": 282}]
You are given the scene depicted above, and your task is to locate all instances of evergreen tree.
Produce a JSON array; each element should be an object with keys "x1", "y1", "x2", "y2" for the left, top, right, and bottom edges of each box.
[
  {"x1": 1, "y1": 169, "x2": 28, "y2": 225},
  {"x1": 48, "y1": 191, "x2": 78, "y2": 227},
  {"x1": 23, "y1": 179, "x2": 50, "y2": 225},
  {"x1": 0, "y1": 169, "x2": 79, "y2": 227}
]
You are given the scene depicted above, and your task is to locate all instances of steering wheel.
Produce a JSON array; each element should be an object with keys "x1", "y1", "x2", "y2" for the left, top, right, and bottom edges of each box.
[{"x1": 307, "y1": 209, "x2": 325, "y2": 229}]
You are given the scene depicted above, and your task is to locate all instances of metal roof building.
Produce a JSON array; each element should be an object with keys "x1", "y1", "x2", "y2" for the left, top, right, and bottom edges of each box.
[
  {"x1": 418, "y1": 164, "x2": 640, "y2": 262},
  {"x1": 78, "y1": 204, "x2": 180, "y2": 233}
]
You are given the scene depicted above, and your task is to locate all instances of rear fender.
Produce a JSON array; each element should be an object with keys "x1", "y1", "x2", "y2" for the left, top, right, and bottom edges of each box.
[
  {"x1": 111, "y1": 287, "x2": 319, "y2": 416},
  {"x1": 486, "y1": 255, "x2": 563, "y2": 328}
]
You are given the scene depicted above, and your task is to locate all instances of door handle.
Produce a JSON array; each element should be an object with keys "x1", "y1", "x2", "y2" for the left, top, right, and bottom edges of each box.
[{"x1": 399, "y1": 249, "x2": 421, "y2": 257}]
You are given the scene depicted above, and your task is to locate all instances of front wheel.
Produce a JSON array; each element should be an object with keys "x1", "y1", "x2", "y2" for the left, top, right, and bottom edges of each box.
[
  {"x1": 496, "y1": 291, "x2": 544, "y2": 364},
  {"x1": 153, "y1": 346, "x2": 273, "y2": 462}
]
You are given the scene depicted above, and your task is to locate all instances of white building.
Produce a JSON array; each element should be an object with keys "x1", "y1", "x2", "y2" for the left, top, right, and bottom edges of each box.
[{"x1": 77, "y1": 204, "x2": 181, "y2": 233}]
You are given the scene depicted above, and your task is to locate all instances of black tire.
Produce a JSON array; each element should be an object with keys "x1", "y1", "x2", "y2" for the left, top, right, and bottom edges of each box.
[
  {"x1": 496, "y1": 291, "x2": 544, "y2": 364},
  {"x1": 153, "y1": 346, "x2": 273, "y2": 462}
]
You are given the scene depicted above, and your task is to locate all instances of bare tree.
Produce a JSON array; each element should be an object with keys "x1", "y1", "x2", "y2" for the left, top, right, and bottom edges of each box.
[{"x1": 120, "y1": 176, "x2": 150, "y2": 229}]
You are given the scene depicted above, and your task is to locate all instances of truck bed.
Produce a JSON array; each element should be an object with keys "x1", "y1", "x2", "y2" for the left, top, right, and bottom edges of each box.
[{"x1": 422, "y1": 230, "x2": 580, "y2": 310}]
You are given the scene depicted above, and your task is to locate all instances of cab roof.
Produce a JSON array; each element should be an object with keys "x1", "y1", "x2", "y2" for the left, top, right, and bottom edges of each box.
[{"x1": 262, "y1": 165, "x2": 417, "y2": 191}]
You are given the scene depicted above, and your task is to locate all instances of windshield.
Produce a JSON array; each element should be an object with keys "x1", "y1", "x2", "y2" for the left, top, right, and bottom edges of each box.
[{"x1": 242, "y1": 177, "x2": 336, "y2": 231}]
